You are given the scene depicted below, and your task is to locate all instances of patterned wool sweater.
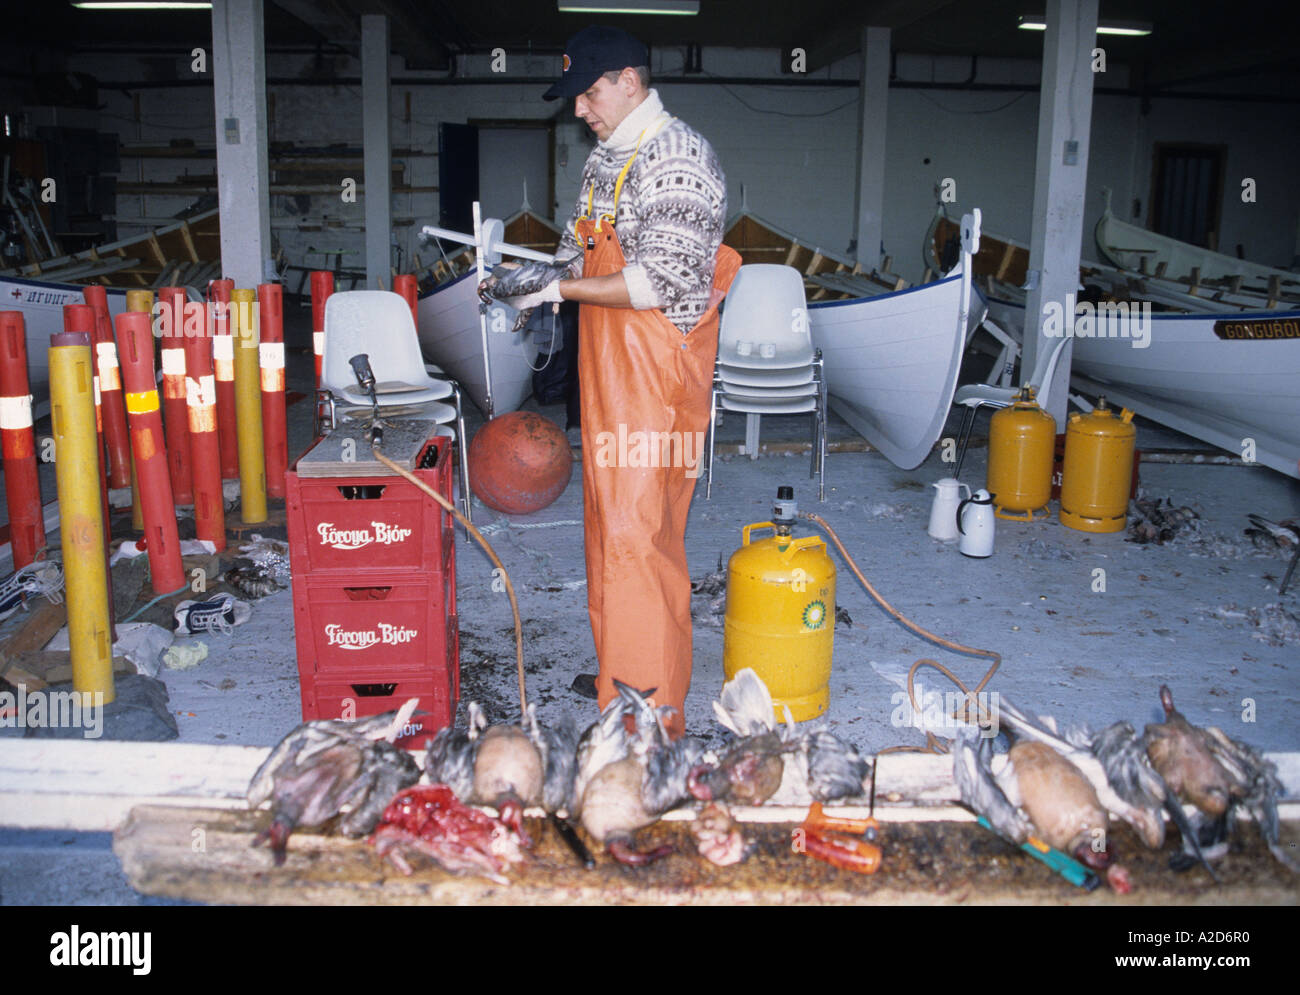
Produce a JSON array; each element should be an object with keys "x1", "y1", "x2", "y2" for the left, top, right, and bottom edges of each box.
[{"x1": 558, "y1": 90, "x2": 727, "y2": 334}]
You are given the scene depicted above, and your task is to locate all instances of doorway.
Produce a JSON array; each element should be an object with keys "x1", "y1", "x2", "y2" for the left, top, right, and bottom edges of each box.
[{"x1": 1148, "y1": 143, "x2": 1227, "y2": 250}]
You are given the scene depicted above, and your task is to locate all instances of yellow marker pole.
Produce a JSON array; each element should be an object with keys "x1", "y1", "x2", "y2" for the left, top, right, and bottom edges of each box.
[
  {"x1": 231, "y1": 288, "x2": 266, "y2": 524},
  {"x1": 125, "y1": 291, "x2": 154, "y2": 532},
  {"x1": 49, "y1": 329, "x2": 115, "y2": 705}
]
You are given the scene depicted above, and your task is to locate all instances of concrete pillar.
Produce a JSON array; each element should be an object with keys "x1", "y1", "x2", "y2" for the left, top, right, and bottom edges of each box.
[
  {"x1": 361, "y1": 14, "x2": 393, "y2": 289},
  {"x1": 1024, "y1": 0, "x2": 1099, "y2": 426},
  {"x1": 212, "y1": 0, "x2": 272, "y2": 289},
  {"x1": 852, "y1": 26, "x2": 890, "y2": 269}
]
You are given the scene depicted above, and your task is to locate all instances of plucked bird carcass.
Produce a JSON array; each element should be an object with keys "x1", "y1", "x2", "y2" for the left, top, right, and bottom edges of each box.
[
  {"x1": 955, "y1": 728, "x2": 1131, "y2": 893},
  {"x1": 689, "y1": 668, "x2": 871, "y2": 807},
  {"x1": 570, "y1": 682, "x2": 709, "y2": 866},
  {"x1": 369, "y1": 784, "x2": 528, "y2": 884},
  {"x1": 1144, "y1": 685, "x2": 1297, "y2": 873},
  {"x1": 246, "y1": 699, "x2": 422, "y2": 865},
  {"x1": 424, "y1": 701, "x2": 577, "y2": 845}
]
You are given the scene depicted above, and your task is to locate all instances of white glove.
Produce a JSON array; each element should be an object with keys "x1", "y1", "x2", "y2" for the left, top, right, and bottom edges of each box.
[{"x1": 505, "y1": 280, "x2": 564, "y2": 311}]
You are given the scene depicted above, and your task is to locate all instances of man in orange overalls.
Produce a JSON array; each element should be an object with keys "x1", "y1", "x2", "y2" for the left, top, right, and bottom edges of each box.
[{"x1": 503, "y1": 26, "x2": 738, "y2": 733}]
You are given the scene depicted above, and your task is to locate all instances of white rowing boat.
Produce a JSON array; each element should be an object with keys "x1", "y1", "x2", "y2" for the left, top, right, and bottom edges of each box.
[
  {"x1": 1070, "y1": 310, "x2": 1300, "y2": 480},
  {"x1": 415, "y1": 270, "x2": 540, "y2": 417},
  {"x1": 811, "y1": 258, "x2": 977, "y2": 471},
  {"x1": 722, "y1": 205, "x2": 981, "y2": 469},
  {"x1": 971, "y1": 291, "x2": 1300, "y2": 479},
  {"x1": 415, "y1": 205, "x2": 563, "y2": 417},
  {"x1": 1094, "y1": 189, "x2": 1298, "y2": 298}
]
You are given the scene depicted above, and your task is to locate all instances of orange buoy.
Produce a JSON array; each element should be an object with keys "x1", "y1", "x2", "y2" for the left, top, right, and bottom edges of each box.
[{"x1": 468, "y1": 412, "x2": 572, "y2": 514}]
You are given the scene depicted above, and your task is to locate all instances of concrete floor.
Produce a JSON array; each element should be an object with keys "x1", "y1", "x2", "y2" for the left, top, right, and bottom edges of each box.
[{"x1": 2, "y1": 304, "x2": 1297, "y2": 904}]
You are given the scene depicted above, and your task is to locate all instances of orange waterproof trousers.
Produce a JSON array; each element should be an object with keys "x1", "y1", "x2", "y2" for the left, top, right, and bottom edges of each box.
[{"x1": 576, "y1": 216, "x2": 740, "y2": 724}]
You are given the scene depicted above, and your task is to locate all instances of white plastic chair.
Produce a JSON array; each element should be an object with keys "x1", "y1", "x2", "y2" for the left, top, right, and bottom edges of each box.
[
  {"x1": 716, "y1": 264, "x2": 815, "y2": 370},
  {"x1": 951, "y1": 332, "x2": 1071, "y2": 479},
  {"x1": 315, "y1": 290, "x2": 471, "y2": 520},
  {"x1": 706, "y1": 352, "x2": 827, "y2": 501}
]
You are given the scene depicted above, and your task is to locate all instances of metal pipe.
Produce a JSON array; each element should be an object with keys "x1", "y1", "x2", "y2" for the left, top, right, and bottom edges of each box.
[
  {"x1": 81, "y1": 285, "x2": 133, "y2": 490},
  {"x1": 208, "y1": 279, "x2": 240, "y2": 479},
  {"x1": 0, "y1": 311, "x2": 44, "y2": 568},
  {"x1": 48, "y1": 327, "x2": 114, "y2": 704},
  {"x1": 257, "y1": 282, "x2": 288, "y2": 500},
  {"x1": 115, "y1": 311, "x2": 185, "y2": 595},
  {"x1": 182, "y1": 297, "x2": 225, "y2": 551},
  {"x1": 157, "y1": 286, "x2": 194, "y2": 504},
  {"x1": 231, "y1": 288, "x2": 267, "y2": 524}
]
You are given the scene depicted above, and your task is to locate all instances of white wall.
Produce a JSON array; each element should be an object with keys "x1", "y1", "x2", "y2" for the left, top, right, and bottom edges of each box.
[{"x1": 61, "y1": 46, "x2": 1299, "y2": 285}]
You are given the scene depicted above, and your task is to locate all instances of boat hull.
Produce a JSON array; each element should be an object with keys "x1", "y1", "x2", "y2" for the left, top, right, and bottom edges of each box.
[
  {"x1": 1070, "y1": 310, "x2": 1300, "y2": 479},
  {"x1": 810, "y1": 266, "x2": 972, "y2": 470},
  {"x1": 0, "y1": 276, "x2": 129, "y2": 417},
  {"x1": 415, "y1": 271, "x2": 537, "y2": 417}
]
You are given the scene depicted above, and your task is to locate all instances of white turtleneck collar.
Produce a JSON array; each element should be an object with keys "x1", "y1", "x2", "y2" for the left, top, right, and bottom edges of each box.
[{"x1": 599, "y1": 88, "x2": 669, "y2": 152}]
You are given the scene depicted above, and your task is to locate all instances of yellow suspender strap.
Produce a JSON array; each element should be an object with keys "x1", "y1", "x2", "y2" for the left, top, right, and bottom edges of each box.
[{"x1": 575, "y1": 115, "x2": 674, "y2": 239}]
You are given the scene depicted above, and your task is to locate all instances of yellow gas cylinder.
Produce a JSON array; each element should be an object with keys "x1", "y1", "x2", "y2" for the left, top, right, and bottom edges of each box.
[
  {"x1": 724, "y1": 489, "x2": 835, "y2": 721},
  {"x1": 987, "y1": 386, "x2": 1056, "y2": 521},
  {"x1": 1060, "y1": 397, "x2": 1136, "y2": 533}
]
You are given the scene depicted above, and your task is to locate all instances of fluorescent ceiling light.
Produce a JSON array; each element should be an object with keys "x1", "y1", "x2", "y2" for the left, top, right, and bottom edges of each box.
[
  {"x1": 1018, "y1": 15, "x2": 1152, "y2": 36},
  {"x1": 72, "y1": 2, "x2": 212, "y2": 9},
  {"x1": 558, "y1": 1, "x2": 699, "y2": 13}
]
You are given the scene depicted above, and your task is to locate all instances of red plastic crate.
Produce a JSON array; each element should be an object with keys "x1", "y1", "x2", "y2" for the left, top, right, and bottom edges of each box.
[
  {"x1": 300, "y1": 669, "x2": 454, "y2": 749},
  {"x1": 286, "y1": 436, "x2": 454, "y2": 575},
  {"x1": 291, "y1": 573, "x2": 454, "y2": 678}
]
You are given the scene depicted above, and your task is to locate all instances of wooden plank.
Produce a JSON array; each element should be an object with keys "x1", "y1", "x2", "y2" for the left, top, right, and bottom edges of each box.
[
  {"x1": 178, "y1": 220, "x2": 199, "y2": 263},
  {"x1": 147, "y1": 233, "x2": 167, "y2": 267},
  {"x1": 803, "y1": 251, "x2": 823, "y2": 276},
  {"x1": 993, "y1": 242, "x2": 1016, "y2": 282}
]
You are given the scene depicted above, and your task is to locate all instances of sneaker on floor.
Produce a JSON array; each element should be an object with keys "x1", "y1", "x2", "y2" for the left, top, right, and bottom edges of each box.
[
  {"x1": 174, "y1": 593, "x2": 251, "y2": 636},
  {"x1": 0, "y1": 562, "x2": 65, "y2": 622}
]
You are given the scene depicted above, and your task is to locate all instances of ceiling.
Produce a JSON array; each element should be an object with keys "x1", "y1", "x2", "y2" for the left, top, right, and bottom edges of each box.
[{"x1": 7, "y1": 0, "x2": 1298, "y2": 96}]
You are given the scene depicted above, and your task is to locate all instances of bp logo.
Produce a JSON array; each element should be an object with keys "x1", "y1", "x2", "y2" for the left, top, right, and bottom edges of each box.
[{"x1": 802, "y1": 599, "x2": 827, "y2": 629}]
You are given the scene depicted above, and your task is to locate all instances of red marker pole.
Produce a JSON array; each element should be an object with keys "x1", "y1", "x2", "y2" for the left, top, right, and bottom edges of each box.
[
  {"x1": 393, "y1": 273, "x2": 419, "y2": 329},
  {"x1": 208, "y1": 279, "x2": 239, "y2": 479},
  {"x1": 257, "y1": 282, "x2": 288, "y2": 499},
  {"x1": 114, "y1": 311, "x2": 185, "y2": 594},
  {"x1": 0, "y1": 312, "x2": 44, "y2": 568},
  {"x1": 182, "y1": 299, "x2": 226, "y2": 551},
  {"x1": 83, "y1": 284, "x2": 133, "y2": 490},
  {"x1": 63, "y1": 304, "x2": 112, "y2": 547},
  {"x1": 157, "y1": 287, "x2": 194, "y2": 504},
  {"x1": 309, "y1": 270, "x2": 333, "y2": 389}
]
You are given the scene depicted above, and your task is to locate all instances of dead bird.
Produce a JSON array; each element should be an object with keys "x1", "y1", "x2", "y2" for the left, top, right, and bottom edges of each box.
[
  {"x1": 424, "y1": 701, "x2": 577, "y2": 845},
  {"x1": 1244, "y1": 514, "x2": 1300, "y2": 553},
  {"x1": 477, "y1": 255, "x2": 579, "y2": 330},
  {"x1": 954, "y1": 728, "x2": 1132, "y2": 893},
  {"x1": 1144, "y1": 685, "x2": 1297, "y2": 873},
  {"x1": 1127, "y1": 497, "x2": 1199, "y2": 545},
  {"x1": 570, "y1": 681, "x2": 708, "y2": 866},
  {"x1": 223, "y1": 558, "x2": 281, "y2": 599},
  {"x1": 690, "y1": 668, "x2": 870, "y2": 806},
  {"x1": 247, "y1": 699, "x2": 422, "y2": 865}
]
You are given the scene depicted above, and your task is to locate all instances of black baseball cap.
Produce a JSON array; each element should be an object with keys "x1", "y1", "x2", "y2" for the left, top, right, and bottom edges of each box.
[{"x1": 543, "y1": 25, "x2": 648, "y2": 101}]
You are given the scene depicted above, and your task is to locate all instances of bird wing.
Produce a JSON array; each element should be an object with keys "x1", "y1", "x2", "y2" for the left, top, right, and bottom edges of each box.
[
  {"x1": 953, "y1": 730, "x2": 1029, "y2": 844},
  {"x1": 1203, "y1": 725, "x2": 1297, "y2": 872},
  {"x1": 713, "y1": 668, "x2": 778, "y2": 738}
]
